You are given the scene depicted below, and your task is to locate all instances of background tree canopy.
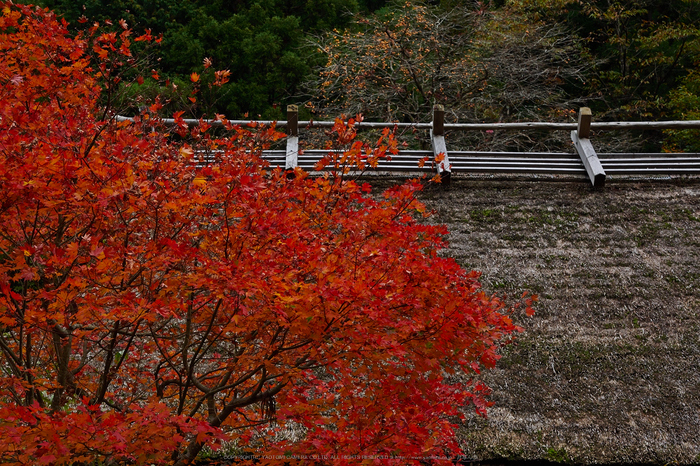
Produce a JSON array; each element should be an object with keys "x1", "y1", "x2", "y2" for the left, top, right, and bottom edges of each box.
[
  {"x1": 304, "y1": 1, "x2": 589, "y2": 151},
  {"x1": 35, "y1": 0, "x2": 386, "y2": 118},
  {"x1": 31, "y1": 0, "x2": 700, "y2": 149}
]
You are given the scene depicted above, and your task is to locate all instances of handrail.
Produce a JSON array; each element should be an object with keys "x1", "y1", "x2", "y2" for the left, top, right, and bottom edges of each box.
[
  {"x1": 115, "y1": 107, "x2": 700, "y2": 189},
  {"x1": 115, "y1": 115, "x2": 700, "y2": 131}
]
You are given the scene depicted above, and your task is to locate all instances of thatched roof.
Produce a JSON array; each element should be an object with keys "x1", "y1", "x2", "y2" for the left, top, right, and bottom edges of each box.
[{"x1": 420, "y1": 176, "x2": 700, "y2": 465}]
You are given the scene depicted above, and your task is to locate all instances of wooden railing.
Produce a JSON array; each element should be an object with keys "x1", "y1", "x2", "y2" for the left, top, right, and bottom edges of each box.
[{"x1": 116, "y1": 106, "x2": 700, "y2": 188}]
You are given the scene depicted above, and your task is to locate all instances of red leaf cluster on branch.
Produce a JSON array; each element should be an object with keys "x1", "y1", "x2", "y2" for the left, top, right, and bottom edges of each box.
[{"x1": 0, "y1": 3, "x2": 533, "y2": 465}]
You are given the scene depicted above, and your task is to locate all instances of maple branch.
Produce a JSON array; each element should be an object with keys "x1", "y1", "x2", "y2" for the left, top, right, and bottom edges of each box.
[
  {"x1": 157, "y1": 378, "x2": 182, "y2": 398},
  {"x1": 188, "y1": 300, "x2": 222, "y2": 369},
  {"x1": 219, "y1": 365, "x2": 266, "y2": 396},
  {"x1": 178, "y1": 300, "x2": 222, "y2": 415},
  {"x1": 175, "y1": 368, "x2": 286, "y2": 466},
  {"x1": 71, "y1": 336, "x2": 92, "y2": 377},
  {"x1": 151, "y1": 324, "x2": 185, "y2": 397},
  {"x1": 110, "y1": 320, "x2": 140, "y2": 373},
  {"x1": 383, "y1": 26, "x2": 427, "y2": 108},
  {"x1": 218, "y1": 369, "x2": 287, "y2": 425},
  {"x1": 50, "y1": 323, "x2": 73, "y2": 412},
  {"x1": 177, "y1": 293, "x2": 197, "y2": 413},
  {"x1": 0, "y1": 334, "x2": 23, "y2": 378},
  {"x1": 23, "y1": 332, "x2": 35, "y2": 406},
  {"x1": 92, "y1": 321, "x2": 119, "y2": 406}
]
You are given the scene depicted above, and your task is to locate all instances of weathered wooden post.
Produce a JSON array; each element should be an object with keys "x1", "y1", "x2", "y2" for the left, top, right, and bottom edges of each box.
[
  {"x1": 572, "y1": 107, "x2": 605, "y2": 188},
  {"x1": 431, "y1": 104, "x2": 451, "y2": 185},
  {"x1": 285, "y1": 105, "x2": 299, "y2": 176},
  {"x1": 577, "y1": 106, "x2": 591, "y2": 139}
]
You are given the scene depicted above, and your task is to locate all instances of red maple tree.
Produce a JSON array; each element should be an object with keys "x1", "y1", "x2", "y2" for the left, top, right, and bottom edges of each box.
[{"x1": 0, "y1": 3, "x2": 534, "y2": 465}]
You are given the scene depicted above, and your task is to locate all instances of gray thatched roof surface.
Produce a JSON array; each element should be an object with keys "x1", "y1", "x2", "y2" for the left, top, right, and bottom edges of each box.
[{"x1": 419, "y1": 176, "x2": 700, "y2": 465}]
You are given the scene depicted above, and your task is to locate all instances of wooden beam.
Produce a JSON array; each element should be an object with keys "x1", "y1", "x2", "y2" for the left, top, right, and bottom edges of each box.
[
  {"x1": 578, "y1": 107, "x2": 592, "y2": 139},
  {"x1": 285, "y1": 136, "x2": 298, "y2": 171},
  {"x1": 431, "y1": 105, "x2": 450, "y2": 184},
  {"x1": 286, "y1": 105, "x2": 298, "y2": 137},
  {"x1": 573, "y1": 108, "x2": 605, "y2": 187},
  {"x1": 115, "y1": 114, "x2": 700, "y2": 131},
  {"x1": 433, "y1": 104, "x2": 445, "y2": 136},
  {"x1": 591, "y1": 120, "x2": 700, "y2": 130},
  {"x1": 572, "y1": 130, "x2": 605, "y2": 188},
  {"x1": 285, "y1": 105, "x2": 299, "y2": 173}
]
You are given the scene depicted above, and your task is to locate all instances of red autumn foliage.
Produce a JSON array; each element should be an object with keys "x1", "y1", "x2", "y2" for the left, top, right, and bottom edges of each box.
[{"x1": 0, "y1": 3, "x2": 534, "y2": 465}]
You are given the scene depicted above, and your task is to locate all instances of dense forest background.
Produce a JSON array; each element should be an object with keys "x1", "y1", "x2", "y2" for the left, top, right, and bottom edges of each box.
[{"x1": 28, "y1": 0, "x2": 700, "y2": 151}]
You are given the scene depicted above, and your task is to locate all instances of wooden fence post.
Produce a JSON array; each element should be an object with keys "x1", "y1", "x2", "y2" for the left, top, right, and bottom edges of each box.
[
  {"x1": 572, "y1": 107, "x2": 605, "y2": 188},
  {"x1": 285, "y1": 105, "x2": 299, "y2": 174},
  {"x1": 577, "y1": 107, "x2": 591, "y2": 139},
  {"x1": 431, "y1": 104, "x2": 451, "y2": 185}
]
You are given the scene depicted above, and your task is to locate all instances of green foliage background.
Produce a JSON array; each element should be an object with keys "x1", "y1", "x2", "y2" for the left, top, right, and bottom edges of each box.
[
  {"x1": 34, "y1": 0, "x2": 383, "y2": 118},
  {"x1": 29, "y1": 0, "x2": 700, "y2": 149}
]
